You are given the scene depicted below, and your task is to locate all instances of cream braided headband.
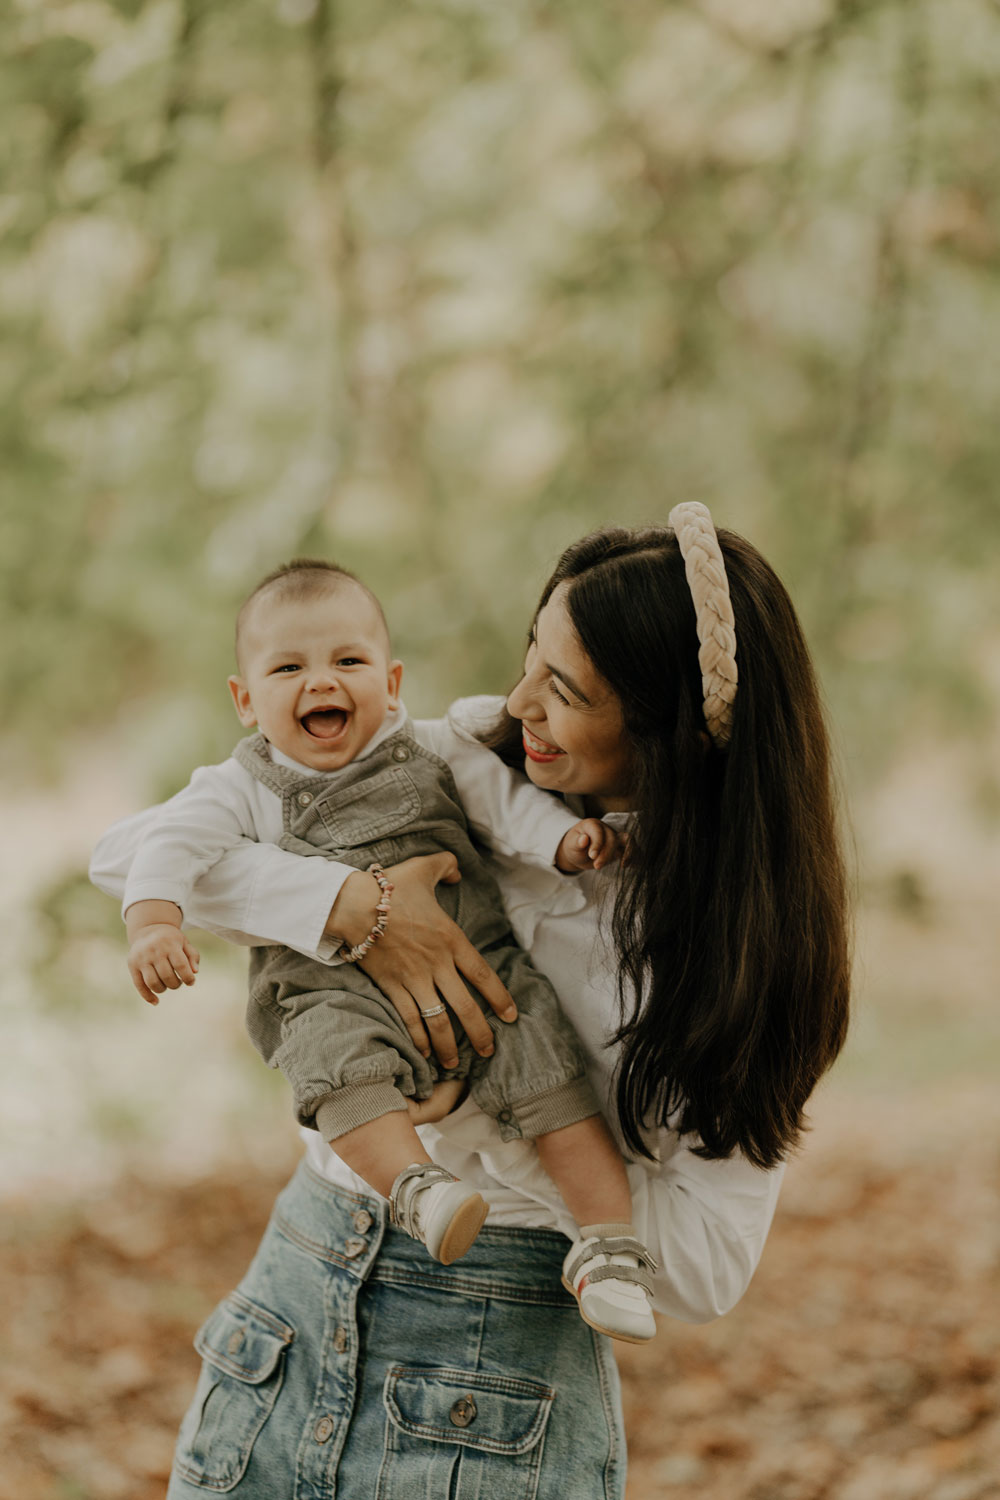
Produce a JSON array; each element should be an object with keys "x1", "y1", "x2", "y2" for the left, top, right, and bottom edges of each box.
[{"x1": 668, "y1": 502, "x2": 738, "y2": 748}]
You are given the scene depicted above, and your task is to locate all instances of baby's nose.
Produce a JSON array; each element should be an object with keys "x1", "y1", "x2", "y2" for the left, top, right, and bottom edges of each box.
[{"x1": 305, "y1": 666, "x2": 340, "y2": 691}]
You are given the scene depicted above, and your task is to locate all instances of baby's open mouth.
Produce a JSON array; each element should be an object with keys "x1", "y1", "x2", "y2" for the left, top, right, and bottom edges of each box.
[{"x1": 301, "y1": 709, "x2": 348, "y2": 740}]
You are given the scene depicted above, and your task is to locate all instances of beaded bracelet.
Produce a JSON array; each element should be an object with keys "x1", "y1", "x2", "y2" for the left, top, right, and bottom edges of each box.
[{"x1": 336, "y1": 863, "x2": 394, "y2": 963}]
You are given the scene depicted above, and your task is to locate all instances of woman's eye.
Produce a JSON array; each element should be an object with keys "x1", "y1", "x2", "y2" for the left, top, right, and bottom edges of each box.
[{"x1": 548, "y1": 680, "x2": 570, "y2": 706}]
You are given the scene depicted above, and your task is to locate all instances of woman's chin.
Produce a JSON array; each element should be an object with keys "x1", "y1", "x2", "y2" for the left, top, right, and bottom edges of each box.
[{"x1": 523, "y1": 755, "x2": 563, "y2": 791}]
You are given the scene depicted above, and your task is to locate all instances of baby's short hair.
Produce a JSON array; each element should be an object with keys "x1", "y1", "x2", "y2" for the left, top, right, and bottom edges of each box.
[{"x1": 235, "y1": 558, "x2": 389, "y2": 669}]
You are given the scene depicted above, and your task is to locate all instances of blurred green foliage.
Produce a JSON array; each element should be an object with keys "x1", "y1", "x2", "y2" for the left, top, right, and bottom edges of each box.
[{"x1": 3, "y1": 0, "x2": 999, "y2": 788}]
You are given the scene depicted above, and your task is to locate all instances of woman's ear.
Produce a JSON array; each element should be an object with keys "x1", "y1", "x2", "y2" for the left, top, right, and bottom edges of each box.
[{"x1": 228, "y1": 676, "x2": 257, "y2": 728}]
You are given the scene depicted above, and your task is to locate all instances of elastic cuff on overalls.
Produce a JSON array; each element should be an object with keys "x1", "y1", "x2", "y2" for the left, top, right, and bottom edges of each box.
[
  {"x1": 313, "y1": 1081, "x2": 409, "y2": 1143},
  {"x1": 498, "y1": 1074, "x2": 601, "y2": 1142}
]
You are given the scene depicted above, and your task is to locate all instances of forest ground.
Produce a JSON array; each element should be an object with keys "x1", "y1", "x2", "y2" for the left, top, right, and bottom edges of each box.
[{"x1": 2, "y1": 1079, "x2": 998, "y2": 1500}]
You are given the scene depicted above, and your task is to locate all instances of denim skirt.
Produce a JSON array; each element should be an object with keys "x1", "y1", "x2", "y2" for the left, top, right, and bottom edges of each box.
[{"x1": 167, "y1": 1160, "x2": 626, "y2": 1500}]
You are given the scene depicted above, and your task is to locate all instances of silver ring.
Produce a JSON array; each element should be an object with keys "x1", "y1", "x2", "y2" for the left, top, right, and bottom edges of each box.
[{"x1": 419, "y1": 1004, "x2": 448, "y2": 1019}]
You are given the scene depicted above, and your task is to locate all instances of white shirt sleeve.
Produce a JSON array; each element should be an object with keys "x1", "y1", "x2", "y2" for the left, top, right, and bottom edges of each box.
[
  {"x1": 416, "y1": 701, "x2": 581, "y2": 868},
  {"x1": 122, "y1": 761, "x2": 264, "y2": 917},
  {"x1": 90, "y1": 798, "x2": 355, "y2": 962},
  {"x1": 626, "y1": 1139, "x2": 785, "y2": 1323}
]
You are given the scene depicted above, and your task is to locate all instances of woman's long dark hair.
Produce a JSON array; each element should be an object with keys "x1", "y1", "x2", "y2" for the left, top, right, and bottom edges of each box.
[{"x1": 482, "y1": 527, "x2": 851, "y2": 1170}]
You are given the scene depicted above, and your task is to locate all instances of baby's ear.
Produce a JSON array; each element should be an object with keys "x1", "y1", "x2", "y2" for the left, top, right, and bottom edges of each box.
[
  {"x1": 386, "y1": 659, "x2": 403, "y2": 709},
  {"x1": 228, "y1": 676, "x2": 257, "y2": 728}
]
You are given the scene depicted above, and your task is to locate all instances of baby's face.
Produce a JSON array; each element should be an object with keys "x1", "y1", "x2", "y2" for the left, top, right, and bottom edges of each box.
[{"x1": 228, "y1": 583, "x2": 402, "y2": 772}]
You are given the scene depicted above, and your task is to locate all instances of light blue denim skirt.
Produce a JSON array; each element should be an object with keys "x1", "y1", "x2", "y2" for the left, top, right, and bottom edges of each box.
[{"x1": 167, "y1": 1159, "x2": 626, "y2": 1499}]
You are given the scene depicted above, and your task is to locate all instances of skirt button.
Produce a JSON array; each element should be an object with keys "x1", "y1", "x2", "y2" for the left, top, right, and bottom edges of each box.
[
  {"x1": 450, "y1": 1396, "x2": 477, "y2": 1428},
  {"x1": 314, "y1": 1415, "x2": 335, "y2": 1444}
]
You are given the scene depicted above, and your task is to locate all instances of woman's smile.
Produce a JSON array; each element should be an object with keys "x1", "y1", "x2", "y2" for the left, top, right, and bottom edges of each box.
[{"x1": 522, "y1": 725, "x2": 565, "y2": 761}]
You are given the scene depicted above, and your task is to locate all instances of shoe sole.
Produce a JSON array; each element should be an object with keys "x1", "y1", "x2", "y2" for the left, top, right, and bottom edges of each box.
[
  {"x1": 438, "y1": 1194, "x2": 489, "y2": 1265},
  {"x1": 560, "y1": 1275, "x2": 656, "y2": 1345}
]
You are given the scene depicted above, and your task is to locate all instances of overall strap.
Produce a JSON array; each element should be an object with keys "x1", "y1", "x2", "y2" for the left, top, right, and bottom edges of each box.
[{"x1": 232, "y1": 732, "x2": 307, "y2": 797}]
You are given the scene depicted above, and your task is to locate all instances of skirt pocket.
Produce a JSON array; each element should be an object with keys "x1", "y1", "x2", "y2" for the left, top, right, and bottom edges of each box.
[
  {"x1": 172, "y1": 1291, "x2": 295, "y2": 1493},
  {"x1": 377, "y1": 1364, "x2": 555, "y2": 1500}
]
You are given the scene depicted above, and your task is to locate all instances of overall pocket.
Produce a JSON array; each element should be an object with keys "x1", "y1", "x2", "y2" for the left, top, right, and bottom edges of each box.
[
  {"x1": 316, "y1": 766, "x2": 421, "y2": 847},
  {"x1": 377, "y1": 1365, "x2": 555, "y2": 1500},
  {"x1": 173, "y1": 1292, "x2": 294, "y2": 1493}
]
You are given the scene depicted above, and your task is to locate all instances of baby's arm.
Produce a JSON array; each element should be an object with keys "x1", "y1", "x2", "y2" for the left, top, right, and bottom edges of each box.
[
  {"x1": 116, "y1": 760, "x2": 270, "y2": 1001},
  {"x1": 419, "y1": 707, "x2": 582, "y2": 868},
  {"x1": 126, "y1": 899, "x2": 200, "y2": 1005},
  {"x1": 555, "y1": 818, "x2": 623, "y2": 874},
  {"x1": 123, "y1": 762, "x2": 262, "y2": 918},
  {"x1": 91, "y1": 805, "x2": 356, "y2": 961}
]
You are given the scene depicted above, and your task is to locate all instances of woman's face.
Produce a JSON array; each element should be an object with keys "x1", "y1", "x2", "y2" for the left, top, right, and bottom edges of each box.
[{"x1": 506, "y1": 582, "x2": 633, "y2": 812}]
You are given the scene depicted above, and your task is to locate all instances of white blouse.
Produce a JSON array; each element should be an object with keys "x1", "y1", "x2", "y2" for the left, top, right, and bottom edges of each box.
[{"x1": 90, "y1": 697, "x2": 783, "y2": 1324}]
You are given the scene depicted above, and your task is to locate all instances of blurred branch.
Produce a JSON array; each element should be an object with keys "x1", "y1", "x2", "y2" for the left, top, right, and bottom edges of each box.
[
  {"x1": 306, "y1": 0, "x2": 364, "y2": 472},
  {"x1": 833, "y1": 0, "x2": 929, "y2": 549},
  {"x1": 130, "y1": 0, "x2": 206, "y2": 188},
  {"x1": 112, "y1": 0, "x2": 206, "y2": 364}
]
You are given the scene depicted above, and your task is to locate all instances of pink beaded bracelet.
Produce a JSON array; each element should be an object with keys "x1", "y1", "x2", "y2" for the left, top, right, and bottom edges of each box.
[{"x1": 336, "y1": 864, "x2": 394, "y2": 963}]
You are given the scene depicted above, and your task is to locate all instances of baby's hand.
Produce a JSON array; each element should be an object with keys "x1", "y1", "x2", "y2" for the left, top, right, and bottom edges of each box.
[
  {"x1": 128, "y1": 925, "x2": 200, "y2": 1006},
  {"x1": 556, "y1": 818, "x2": 623, "y2": 874}
]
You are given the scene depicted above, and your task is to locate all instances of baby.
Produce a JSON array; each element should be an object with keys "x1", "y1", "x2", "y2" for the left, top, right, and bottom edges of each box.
[{"x1": 120, "y1": 558, "x2": 656, "y2": 1342}]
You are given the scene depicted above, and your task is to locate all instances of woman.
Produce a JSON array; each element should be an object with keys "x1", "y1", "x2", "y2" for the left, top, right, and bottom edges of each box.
[{"x1": 91, "y1": 507, "x2": 850, "y2": 1499}]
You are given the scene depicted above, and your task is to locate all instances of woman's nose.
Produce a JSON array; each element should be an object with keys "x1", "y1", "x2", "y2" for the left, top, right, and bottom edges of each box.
[{"x1": 507, "y1": 673, "x2": 538, "y2": 720}]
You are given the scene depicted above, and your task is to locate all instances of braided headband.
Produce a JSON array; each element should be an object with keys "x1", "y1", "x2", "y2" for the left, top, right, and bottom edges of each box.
[{"x1": 668, "y1": 502, "x2": 738, "y2": 748}]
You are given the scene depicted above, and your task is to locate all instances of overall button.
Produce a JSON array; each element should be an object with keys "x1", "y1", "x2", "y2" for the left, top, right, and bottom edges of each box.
[
  {"x1": 227, "y1": 1329, "x2": 245, "y2": 1354},
  {"x1": 353, "y1": 1209, "x2": 374, "y2": 1233},
  {"x1": 296, "y1": 791, "x2": 314, "y2": 807},
  {"x1": 391, "y1": 745, "x2": 410, "y2": 762},
  {"x1": 450, "y1": 1396, "x2": 477, "y2": 1428},
  {"x1": 333, "y1": 1326, "x2": 348, "y2": 1353},
  {"x1": 313, "y1": 1416, "x2": 335, "y2": 1444},
  {"x1": 497, "y1": 1109, "x2": 513, "y2": 1125},
  {"x1": 343, "y1": 1237, "x2": 367, "y2": 1259}
]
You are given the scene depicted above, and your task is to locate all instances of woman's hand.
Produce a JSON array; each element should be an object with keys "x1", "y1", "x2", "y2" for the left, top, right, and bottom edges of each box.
[
  {"x1": 326, "y1": 853, "x2": 517, "y2": 1069},
  {"x1": 405, "y1": 1079, "x2": 468, "y2": 1126}
]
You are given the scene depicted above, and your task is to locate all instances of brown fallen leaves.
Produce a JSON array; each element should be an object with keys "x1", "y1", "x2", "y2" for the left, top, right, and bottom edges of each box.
[{"x1": 1, "y1": 1120, "x2": 997, "y2": 1500}]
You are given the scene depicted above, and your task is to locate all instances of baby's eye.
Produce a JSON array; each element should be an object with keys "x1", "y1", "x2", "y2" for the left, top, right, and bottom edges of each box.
[
  {"x1": 337, "y1": 656, "x2": 364, "y2": 667},
  {"x1": 272, "y1": 663, "x2": 301, "y2": 674}
]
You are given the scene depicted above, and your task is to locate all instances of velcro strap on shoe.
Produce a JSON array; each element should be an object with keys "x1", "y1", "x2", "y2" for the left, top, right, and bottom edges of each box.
[
  {"x1": 576, "y1": 1262, "x2": 656, "y2": 1296},
  {"x1": 564, "y1": 1236, "x2": 659, "y2": 1287},
  {"x1": 389, "y1": 1162, "x2": 456, "y2": 1238}
]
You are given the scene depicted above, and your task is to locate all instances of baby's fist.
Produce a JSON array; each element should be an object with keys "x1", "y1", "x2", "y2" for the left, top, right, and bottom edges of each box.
[
  {"x1": 127, "y1": 926, "x2": 200, "y2": 1006},
  {"x1": 556, "y1": 818, "x2": 623, "y2": 874}
]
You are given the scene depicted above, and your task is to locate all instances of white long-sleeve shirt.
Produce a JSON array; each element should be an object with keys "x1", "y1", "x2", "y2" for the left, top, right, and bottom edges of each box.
[
  {"x1": 91, "y1": 696, "x2": 784, "y2": 1324},
  {"x1": 119, "y1": 702, "x2": 581, "y2": 951}
]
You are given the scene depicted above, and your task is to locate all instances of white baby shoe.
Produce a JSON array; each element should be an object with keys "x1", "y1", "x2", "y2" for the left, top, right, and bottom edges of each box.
[
  {"x1": 389, "y1": 1162, "x2": 488, "y2": 1265},
  {"x1": 562, "y1": 1224, "x2": 657, "y2": 1344}
]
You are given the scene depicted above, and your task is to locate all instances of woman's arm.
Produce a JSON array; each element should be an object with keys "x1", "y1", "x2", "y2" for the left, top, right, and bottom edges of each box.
[{"x1": 627, "y1": 1140, "x2": 785, "y2": 1323}]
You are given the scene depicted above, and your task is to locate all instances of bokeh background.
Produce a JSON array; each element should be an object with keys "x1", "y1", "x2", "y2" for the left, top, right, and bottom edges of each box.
[{"x1": 3, "y1": 1, "x2": 999, "y2": 1496}]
